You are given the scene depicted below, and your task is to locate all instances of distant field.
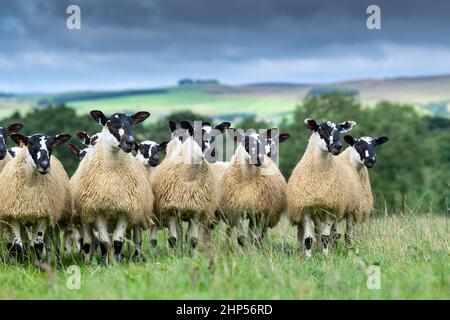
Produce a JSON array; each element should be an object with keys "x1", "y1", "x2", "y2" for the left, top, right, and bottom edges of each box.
[
  {"x1": 0, "y1": 214, "x2": 447, "y2": 299},
  {"x1": 1, "y1": 74, "x2": 450, "y2": 121}
]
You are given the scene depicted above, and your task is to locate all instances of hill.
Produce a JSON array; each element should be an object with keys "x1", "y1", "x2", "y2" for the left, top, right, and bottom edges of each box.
[{"x1": 1, "y1": 74, "x2": 449, "y2": 121}]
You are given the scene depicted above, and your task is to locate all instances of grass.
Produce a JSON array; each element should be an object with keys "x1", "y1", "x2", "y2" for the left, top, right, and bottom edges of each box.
[{"x1": 0, "y1": 214, "x2": 448, "y2": 299}]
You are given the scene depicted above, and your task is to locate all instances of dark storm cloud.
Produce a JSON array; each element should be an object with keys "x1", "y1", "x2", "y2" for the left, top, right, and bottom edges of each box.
[{"x1": 1, "y1": 0, "x2": 450, "y2": 91}]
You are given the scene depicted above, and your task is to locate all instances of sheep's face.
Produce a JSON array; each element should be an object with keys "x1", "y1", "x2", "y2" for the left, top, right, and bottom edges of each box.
[
  {"x1": 135, "y1": 140, "x2": 168, "y2": 167},
  {"x1": 168, "y1": 120, "x2": 189, "y2": 149},
  {"x1": 344, "y1": 135, "x2": 389, "y2": 168},
  {"x1": 305, "y1": 118, "x2": 356, "y2": 155},
  {"x1": 91, "y1": 110, "x2": 150, "y2": 153},
  {"x1": 0, "y1": 123, "x2": 23, "y2": 160},
  {"x1": 180, "y1": 120, "x2": 231, "y2": 163},
  {"x1": 11, "y1": 133, "x2": 71, "y2": 174},
  {"x1": 67, "y1": 144, "x2": 89, "y2": 161}
]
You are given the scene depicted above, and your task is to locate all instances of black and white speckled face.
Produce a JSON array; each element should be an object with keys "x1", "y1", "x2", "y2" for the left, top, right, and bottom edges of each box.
[
  {"x1": 67, "y1": 144, "x2": 88, "y2": 161},
  {"x1": 261, "y1": 129, "x2": 290, "y2": 159},
  {"x1": 0, "y1": 123, "x2": 23, "y2": 160},
  {"x1": 305, "y1": 118, "x2": 356, "y2": 155},
  {"x1": 180, "y1": 120, "x2": 231, "y2": 163},
  {"x1": 344, "y1": 135, "x2": 389, "y2": 168},
  {"x1": 11, "y1": 133, "x2": 71, "y2": 174},
  {"x1": 135, "y1": 140, "x2": 168, "y2": 167},
  {"x1": 91, "y1": 110, "x2": 150, "y2": 153}
]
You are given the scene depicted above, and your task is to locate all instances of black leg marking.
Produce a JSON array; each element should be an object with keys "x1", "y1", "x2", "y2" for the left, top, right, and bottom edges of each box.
[
  {"x1": 99, "y1": 241, "x2": 109, "y2": 266},
  {"x1": 304, "y1": 237, "x2": 313, "y2": 250},
  {"x1": 113, "y1": 240, "x2": 123, "y2": 262},
  {"x1": 237, "y1": 235, "x2": 245, "y2": 247},
  {"x1": 33, "y1": 242, "x2": 44, "y2": 262},
  {"x1": 168, "y1": 236, "x2": 177, "y2": 248},
  {"x1": 82, "y1": 243, "x2": 91, "y2": 255},
  {"x1": 321, "y1": 235, "x2": 330, "y2": 249},
  {"x1": 190, "y1": 237, "x2": 198, "y2": 250},
  {"x1": 150, "y1": 239, "x2": 157, "y2": 248}
]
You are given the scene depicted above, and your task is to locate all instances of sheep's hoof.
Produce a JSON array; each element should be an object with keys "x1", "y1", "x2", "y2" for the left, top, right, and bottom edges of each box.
[
  {"x1": 150, "y1": 239, "x2": 157, "y2": 248},
  {"x1": 168, "y1": 236, "x2": 177, "y2": 248},
  {"x1": 237, "y1": 235, "x2": 245, "y2": 247},
  {"x1": 305, "y1": 250, "x2": 312, "y2": 259}
]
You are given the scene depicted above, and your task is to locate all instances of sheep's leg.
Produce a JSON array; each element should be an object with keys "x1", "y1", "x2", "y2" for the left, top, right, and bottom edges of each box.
[
  {"x1": 33, "y1": 218, "x2": 47, "y2": 262},
  {"x1": 9, "y1": 221, "x2": 24, "y2": 262},
  {"x1": 312, "y1": 215, "x2": 322, "y2": 243},
  {"x1": 81, "y1": 223, "x2": 94, "y2": 264},
  {"x1": 236, "y1": 217, "x2": 245, "y2": 247},
  {"x1": 64, "y1": 227, "x2": 73, "y2": 254},
  {"x1": 150, "y1": 224, "x2": 158, "y2": 248},
  {"x1": 132, "y1": 224, "x2": 142, "y2": 260},
  {"x1": 74, "y1": 227, "x2": 82, "y2": 253},
  {"x1": 345, "y1": 218, "x2": 355, "y2": 245},
  {"x1": 199, "y1": 222, "x2": 213, "y2": 251},
  {"x1": 187, "y1": 213, "x2": 200, "y2": 251},
  {"x1": 302, "y1": 213, "x2": 313, "y2": 258},
  {"x1": 321, "y1": 214, "x2": 335, "y2": 256},
  {"x1": 94, "y1": 215, "x2": 110, "y2": 265},
  {"x1": 297, "y1": 223, "x2": 304, "y2": 252},
  {"x1": 167, "y1": 215, "x2": 179, "y2": 248},
  {"x1": 331, "y1": 219, "x2": 344, "y2": 245},
  {"x1": 52, "y1": 226, "x2": 62, "y2": 267},
  {"x1": 112, "y1": 215, "x2": 128, "y2": 262}
]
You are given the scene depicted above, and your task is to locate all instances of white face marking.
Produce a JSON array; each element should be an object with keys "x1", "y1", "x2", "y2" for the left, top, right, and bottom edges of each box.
[
  {"x1": 118, "y1": 128, "x2": 124, "y2": 137},
  {"x1": 365, "y1": 150, "x2": 369, "y2": 158},
  {"x1": 360, "y1": 136, "x2": 373, "y2": 144},
  {"x1": 114, "y1": 114, "x2": 119, "y2": 119},
  {"x1": 38, "y1": 136, "x2": 48, "y2": 160},
  {"x1": 203, "y1": 126, "x2": 212, "y2": 134}
]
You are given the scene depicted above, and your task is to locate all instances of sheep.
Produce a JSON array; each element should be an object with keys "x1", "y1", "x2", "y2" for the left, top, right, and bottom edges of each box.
[
  {"x1": 287, "y1": 118, "x2": 357, "y2": 257},
  {"x1": 0, "y1": 133, "x2": 71, "y2": 264},
  {"x1": 0, "y1": 123, "x2": 24, "y2": 241},
  {"x1": 150, "y1": 120, "x2": 227, "y2": 250},
  {"x1": 332, "y1": 135, "x2": 389, "y2": 244},
  {"x1": 71, "y1": 110, "x2": 153, "y2": 264},
  {"x1": 0, "y1": 123, "x2": 24, "y2": 172},
  {"x1": 220, "y1": 128, "x2": 290, "y2": 246}
]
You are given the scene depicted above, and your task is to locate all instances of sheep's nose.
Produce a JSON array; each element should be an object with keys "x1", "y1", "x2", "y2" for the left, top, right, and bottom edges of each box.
[
  {"x1": 331, "y1": 145, "x2": 342, "y2": 155},
  {"x1": 365, "y1": 159, "x2": 375, "y2": 168}
]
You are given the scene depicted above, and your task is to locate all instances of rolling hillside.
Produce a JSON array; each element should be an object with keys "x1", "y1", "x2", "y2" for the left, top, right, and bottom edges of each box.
[{"x1": 1, "y1": 74, "x2": 449, "y2": 121}]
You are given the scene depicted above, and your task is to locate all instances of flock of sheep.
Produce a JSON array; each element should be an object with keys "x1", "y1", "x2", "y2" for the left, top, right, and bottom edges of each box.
[{"x1": 0, "y1": 110, "x2": 388, "y2": 266}]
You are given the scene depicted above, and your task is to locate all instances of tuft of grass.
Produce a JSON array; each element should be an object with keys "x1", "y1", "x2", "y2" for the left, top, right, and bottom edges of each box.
[{"x1": 0, "y1": 214, "x2": 448, "y2": 299}]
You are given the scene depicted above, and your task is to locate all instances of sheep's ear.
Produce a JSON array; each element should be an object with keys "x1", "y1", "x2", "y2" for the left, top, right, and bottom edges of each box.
[
  {"x1": 214, "y1": 122, "x2": 231, "y2": 133},
  {"x1": 374, "y1": 136, "x2": 389, "y2": 146},
  {"x1": 6, "y1": 123, "x2": 24, "y2": 135},
  {"x1": 91, "y1": 110, "x2": 108, "y2": 126},
  {"x1": 180, "y1": 121, "x2": 194, "y2": 136},
  {"x1": 131, "y1": 111, "x2": 150, "y2": 125},
  {"x1": 304, "y1": 119, "x2": 319, "y2": 132},
  {"x1": 344, "y1": 135, "x2": 355, "y2": 146},
  {"x1": 227, "y1": 128, "x2": 242, "y2": 142},
  {"x1": 158, "y1": 141, "x2": 169, "y2": 151},
  {"x1": 67, "y1": 144, "x2": 80, "y2": 158},
  {"x1": 278, "y1": 133, "x2": 290, "y2": 143},
  {"x1": 76, "y1": 131, "x2": 91, "y2": 146},
  {"x1": 168, "y1": 120, "x2": 177, "y2": 133},
  {"x1": 202, "y1": 121, "x2": 211, "y2": 127},
  {"x1": 338, "y1": 121, "x2": 356, "y2": 133},
  {"x1": 52, "y1": 134, "x2": 71, "y2": 147},
  {"x1": 10, "y1": 134, "x2": 28, "y2": 147}
]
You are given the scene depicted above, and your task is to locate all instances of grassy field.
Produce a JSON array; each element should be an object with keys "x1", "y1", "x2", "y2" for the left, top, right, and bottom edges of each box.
[{"x1": 0, "y1": 213, "x2": 448, "y2": 299}]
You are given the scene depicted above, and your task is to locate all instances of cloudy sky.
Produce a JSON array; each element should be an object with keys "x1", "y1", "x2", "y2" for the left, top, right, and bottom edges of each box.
[{"x1": 1, "y1": 0, "x2": 450, "y2": 93}]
